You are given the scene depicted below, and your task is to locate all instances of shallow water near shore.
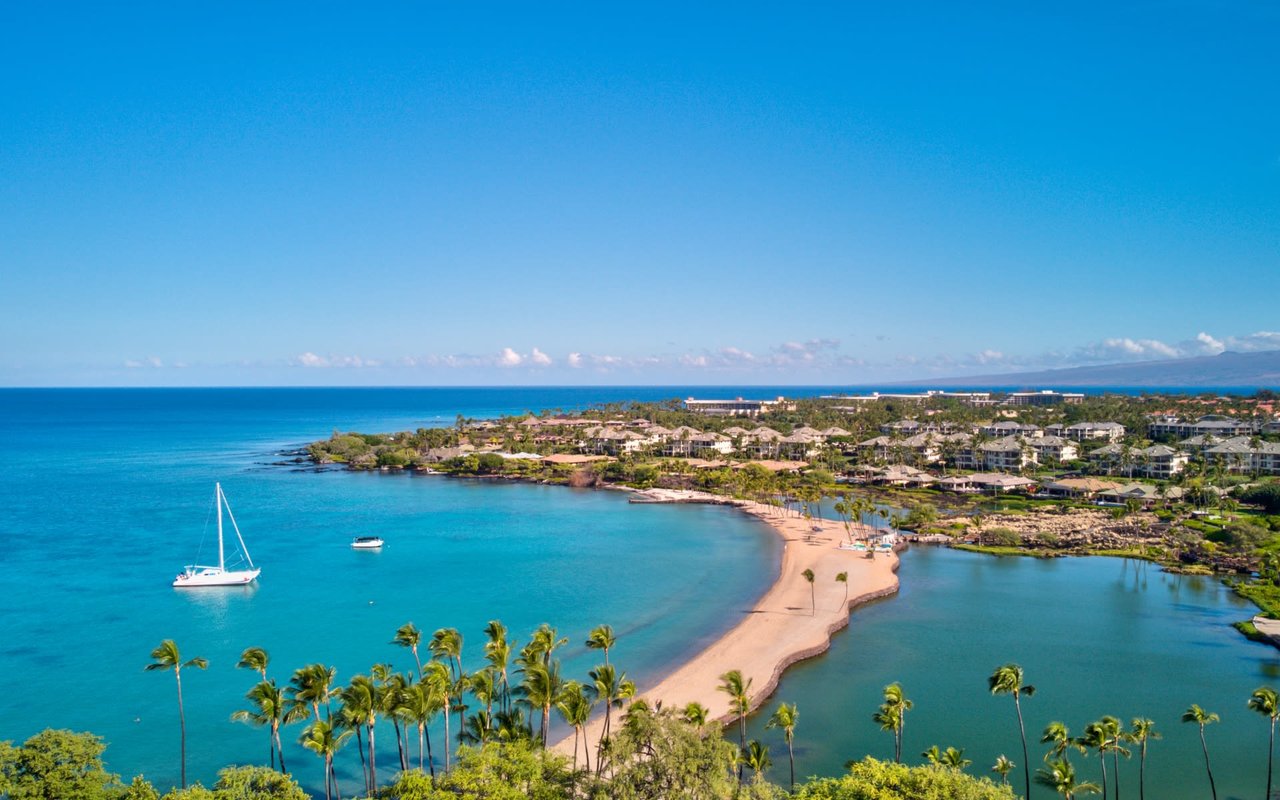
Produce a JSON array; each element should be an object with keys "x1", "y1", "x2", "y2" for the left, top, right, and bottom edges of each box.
[{"x1": 749, "y1": 547, "x2": 1280, "y2": 799}]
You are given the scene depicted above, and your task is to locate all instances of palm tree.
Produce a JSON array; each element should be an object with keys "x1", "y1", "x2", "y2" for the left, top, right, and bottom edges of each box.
[
  {"x1": 340, "y1": 674, "x2": 379, "y2": 794},
  {"x1": 587, "y1": 663, "x2": 634, "y2": 768},
  {"x1": 1041, "y1": 721, "x2": 1083, "y2": 760},
  {"x1": 483, "y1": 620, "x2": 513, "y2": 715},
  {"x1": 299, "y1": 718, "x2": 352, "y2": 800},
  {"x1": 1127, "y1": 718, "x2": 1159, "y2": 800},
  {"x1": 1099, "y1": 715, "x2": 1129, "y2": 800},
  {"x1": 682, "y1": 701, "x2": 709, "y2": 727},
  {"x1": 375, "y1": 666, "x2": 411, "y2": 773},
  {"x1": 1078, "y1": 722, "x2": 1110, "y2": 799},
  {"x1": 425, "y1": 661, "x2": 454, "y2": 772},
  {"x1": 556, "y1": 680, "x2": 595, "y2": 772},
  {"x1": 525, "y1": 623, "x2": 568, "y2": 667},
  {"x1": 872, "y1": 683, "x2": 912, "y2": 763},
  {"x1": 585, "y1": 624, "x2": 617, "y2": 666},
  {"x1": 399, "y1": 679, "x2": 439, "y2": 776},
  {"x1": 393, "y1": 623, "x2": 424, "y2": 679},
  {"x1": 1248, "y1": 686, "x2": 1280, "y2": 800},
  {"x1": 429, "y1": 627, "x2": 463, "y2": 680},
  {"x1": 1181, "y1": 704, "x2": 1220, "y2": 800},
  {"x1": 802, "y1": 568, "x2": 816, "y2": 616},
  {"x1": 237, "y1": 646, "x2": 270, "y2": 682},
  {"x1": 288, "y1": 663, "x2": 337, "y2": 725},
  {"x1": 231, "y1": 679, "x2": 301, "y2": 773},
  {"x1": 992, "y1": 755, "x2": 1015, "y2": 786},
  {"x1": 520, "y1": 660, "x2": 561, "y2": 747},
  {"x1": 145, "y1": 639, "x2": 207, "y2": 789},
  {"x1": 744, "y1": 740, "x2": 771, "y2": 782},
  {"x1": 766, "y1": 702, "x2": 799, "y2": 790},
  {"x1": 1037, "y1": 757, "x2": 1100, "y2": 799},
  {"x1": 718, "y1": 669, "x2": 753, "y2": 753},
  {"x1": 835, "y1": 571, "x2": 849, "y2": 610},
  {"x1": 940, "y1": 747, "x2": 972, "y2": 770},
  {"x1": 989, "y1": 663, "x2": 1035, "y2": 800}
]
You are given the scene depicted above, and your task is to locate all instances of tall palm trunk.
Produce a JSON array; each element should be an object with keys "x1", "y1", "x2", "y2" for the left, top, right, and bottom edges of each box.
[
  {"x1": 392, "y1": 718, "x2": 406, "y2": 772},
  {"x1": 1098, "y1": 751, "x2": 1108, "y2": 800},
  {"x1": 1112, "y1": 747, "x2": 1121, "y2": 800},
  {"x1": 1014, "y1": 693, "x2": 1030, "y2": 800},
  {"x1": 1197, "y1": 726, "x2": 1218, "y2": 800},
  {"x1": 1267, "y1": 717, "x2": 1275, "y2": 800},
  {"x1": 274, "y1": 724, "x2": 287, "y2": 774},
  {"x1": 787, "y1": 738, "x2": 795, "y2": 791},
  {"x1": 367, "y1": 722, "x2": 376, "y2": 791},
  {"x1": 442, "y1": 696, "x2": 452, "y2": 772},
  {"x1": 175, "y1": 670, "x2": 188, "y2": 788},
  {"x1": 354, "y1": 728, "x2": 367, "y2": 793},
  {"x1": 424, "y1": 724, "x2": 436, "y2": 778},
  {"x1": 1138, "y1": 741, "x2": 1146, "y2": 800}
]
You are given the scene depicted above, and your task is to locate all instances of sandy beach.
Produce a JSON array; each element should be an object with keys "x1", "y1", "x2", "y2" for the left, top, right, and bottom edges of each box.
[{"x1": 555, "y1": 490, "x2": 900, "y2": 752}]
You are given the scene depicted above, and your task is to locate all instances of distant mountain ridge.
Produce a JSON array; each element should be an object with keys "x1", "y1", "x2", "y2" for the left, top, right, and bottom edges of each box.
[{"x1": 909, "y1": 349, "x2": 1280, "y2": 389}]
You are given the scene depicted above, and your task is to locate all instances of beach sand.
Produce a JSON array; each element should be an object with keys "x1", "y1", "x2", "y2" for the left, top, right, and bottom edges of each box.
[{"x1": 555, "y1": 492, "x2": 900, "y2": 752}]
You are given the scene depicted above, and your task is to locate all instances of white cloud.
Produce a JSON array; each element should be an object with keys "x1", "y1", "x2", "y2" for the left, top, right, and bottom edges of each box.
[
  {"x1": 1225, "y1": 331, "x2": 1280, "y2": 352},
  {"x1": 124, "y1": 356, "x2": 165, "y2": 369},
  {"x1": 1194, "y1": 332, "x2": 1225, "y2": 355},
  {"x1": 530, "y1": 348, "x2": 552, "y2": 366},
  {"x1": 497, "y1": 348, "x2": 524, "y2": 367},
  {"x1": 296, "y1": 352, "x2": 328, "y2": 367},
  {"x1": 567, "y1": 352, "x2": 583, "y2": 368}
]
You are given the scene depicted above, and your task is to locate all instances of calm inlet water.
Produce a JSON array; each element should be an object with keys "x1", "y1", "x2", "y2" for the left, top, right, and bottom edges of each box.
[{"x1": 749, "y1": 547, "x2": 1280, "y2": 799}]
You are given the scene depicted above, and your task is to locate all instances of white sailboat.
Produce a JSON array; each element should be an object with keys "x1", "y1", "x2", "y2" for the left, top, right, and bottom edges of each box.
[{"x1": 173, "y1": 483, "x2": 261, "y2": 587}]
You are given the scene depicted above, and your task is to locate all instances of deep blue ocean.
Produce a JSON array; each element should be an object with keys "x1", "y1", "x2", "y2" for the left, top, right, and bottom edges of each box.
[{"x1": 1, "y1": 387, "x2": 1275, "y2": 799}]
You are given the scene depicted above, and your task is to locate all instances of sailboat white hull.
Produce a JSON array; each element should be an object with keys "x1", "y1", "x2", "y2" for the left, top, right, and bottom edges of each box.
[
  {"x1": 174, "y1": 566, "x2": 261, "y2": 587},
  {"x1": 173, "y1": 483, "x2": 260, "y2": 587}
]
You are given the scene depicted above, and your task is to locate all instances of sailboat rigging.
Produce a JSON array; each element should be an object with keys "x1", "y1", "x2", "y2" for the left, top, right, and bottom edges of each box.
[{"x1": 172, "y1": 483, "x2": 261, "y2": 587}]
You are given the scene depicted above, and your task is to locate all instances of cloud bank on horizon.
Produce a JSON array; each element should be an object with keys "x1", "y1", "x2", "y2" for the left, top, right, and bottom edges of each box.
[{"x1": 92, "y1": 329, "x2": 1280, "y2": 386}]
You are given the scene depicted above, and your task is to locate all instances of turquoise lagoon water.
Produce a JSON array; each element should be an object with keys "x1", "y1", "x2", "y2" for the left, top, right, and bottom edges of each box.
[
  {"x1": 748, "y1": 547, "x2": 1280, "y2": 799},
  {"x1": 0, "y1": 388, "x2": 784, "y2": 794}
]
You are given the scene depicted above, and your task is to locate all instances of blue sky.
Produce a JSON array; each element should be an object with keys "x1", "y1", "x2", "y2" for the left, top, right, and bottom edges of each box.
[{"x1": 2, "y1": 2, "x2": 1278, "y2": 386}]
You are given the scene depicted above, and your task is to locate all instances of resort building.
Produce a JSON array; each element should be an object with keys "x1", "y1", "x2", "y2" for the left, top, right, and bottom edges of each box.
[
  {"x1": 939, "y1": 473, "x2": 1038, "y2": 494},
  {"x1": 1042, "y1": 422, "x2": 1127, "y2": 442},
  {"x1": 826, "y1": 390, "x2": 993, "y2": 406},
  {"x1": 1003, "y1": 390, "x2": 1085, "y2": 406},
  {"x1": 1040, "y1": 477, "x2": 1123, "y2": 500},
  {"x1": 1147, "y1": 414, "x2": 1256, "y2": 439},
  {"x1": 683, "y1": 396, "x2": 794, "y2": 417},
  {"x1": 1025, "y1": 435, "x2": 1079, "y2": 464},
  {"x1": 1088, "y1": 444, "x2": 1190, "y2": 479},
  {"x1": 980, "y1": 421, "x2": 1042, "y2": 438},
  {"x1": 1203, "y1": 439, "x2": 1280, "y2": 475}
]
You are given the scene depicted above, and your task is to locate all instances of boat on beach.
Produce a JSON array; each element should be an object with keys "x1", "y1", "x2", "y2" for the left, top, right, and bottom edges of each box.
[
  {"x1": 173, "y1": 483, "x2": 261, "y2": 587},
  {"x1": 351, "y1": 536, "x2": 384, "y2": 549}
]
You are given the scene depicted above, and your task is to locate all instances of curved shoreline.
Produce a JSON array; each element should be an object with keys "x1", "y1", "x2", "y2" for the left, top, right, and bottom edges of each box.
[{"x1": 555, "y1": 492, "x2": 901, "y2": 751}]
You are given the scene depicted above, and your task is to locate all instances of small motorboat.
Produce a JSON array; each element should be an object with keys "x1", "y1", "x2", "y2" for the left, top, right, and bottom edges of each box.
[{"x1": 351, "y1": 536, "x2": 384, "y2": 549}]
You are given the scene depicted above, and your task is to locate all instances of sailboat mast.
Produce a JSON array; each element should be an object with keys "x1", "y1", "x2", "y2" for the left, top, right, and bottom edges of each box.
[{"x1": 216, "y1": 482, "x2": 226, "y2": 570}]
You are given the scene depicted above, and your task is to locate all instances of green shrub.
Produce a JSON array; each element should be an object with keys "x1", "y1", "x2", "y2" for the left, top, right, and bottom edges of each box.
[{"x1": 794, "y1": 757, "x2": 1016, "y2": 800}]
